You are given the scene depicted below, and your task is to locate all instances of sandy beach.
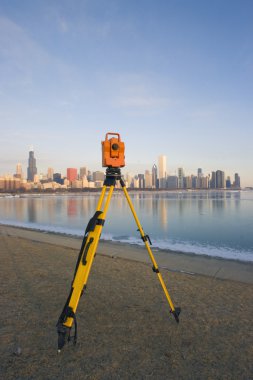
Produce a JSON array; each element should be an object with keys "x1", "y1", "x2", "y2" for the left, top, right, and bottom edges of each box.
[{"x1": 0, "y1": 225, "x2": 252, "y2": 379}]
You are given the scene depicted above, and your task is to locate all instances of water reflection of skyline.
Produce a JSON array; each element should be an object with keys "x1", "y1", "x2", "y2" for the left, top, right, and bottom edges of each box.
[
  {"x1": 0, "y1": 191, "x2": 252, "y2": 258},
  {"x1": 0, "y1": 191, "x2": 242, "y2": 219}
]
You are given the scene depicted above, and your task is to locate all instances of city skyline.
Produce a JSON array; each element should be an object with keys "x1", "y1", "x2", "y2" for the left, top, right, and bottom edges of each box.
[
  {"x1": 0, "y1": 147, "x2": 242, "y2": 191},
  {"x1": 0, "y1": 1, "x2": 253, "y2": 187}
]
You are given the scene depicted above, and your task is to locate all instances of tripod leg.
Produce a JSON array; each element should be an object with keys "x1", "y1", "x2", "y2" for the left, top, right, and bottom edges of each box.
[
  {"x1": 121, "y1": 185, "x2": 180, "y2": 322},
  {"x1": 57, "y1": 185, "x2": 114, "y2": 351}
]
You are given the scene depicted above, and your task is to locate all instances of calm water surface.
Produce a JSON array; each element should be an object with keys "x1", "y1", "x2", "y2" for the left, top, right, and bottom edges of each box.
[{"x1": 1, "y1": 191, "x2": 252, "y2": 262}]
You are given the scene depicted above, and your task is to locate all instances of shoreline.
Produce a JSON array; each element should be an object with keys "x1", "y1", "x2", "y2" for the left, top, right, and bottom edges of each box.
[
  {"x1": 1, "y1": 224, "x2": 252, "y2": 284},
  {"x1": 1, "y1": 220, "x2": 252, "y2": 263},
  {"x1": 0, "y1": 188, "x2": 247, "y2": 195}
]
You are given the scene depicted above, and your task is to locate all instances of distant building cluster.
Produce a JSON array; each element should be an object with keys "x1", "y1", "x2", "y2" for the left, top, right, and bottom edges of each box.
[
  {"x1": 0, "y1": 150, "x2": 241, "y2": 192},
  {"x1": 145, "y1": 156, "x2": 240, "y2": 190}
]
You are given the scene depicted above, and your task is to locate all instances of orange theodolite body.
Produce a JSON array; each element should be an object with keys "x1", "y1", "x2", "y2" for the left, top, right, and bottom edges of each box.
[{"x1": 102, "y1": 133, "x2": 125, "y2": 168}]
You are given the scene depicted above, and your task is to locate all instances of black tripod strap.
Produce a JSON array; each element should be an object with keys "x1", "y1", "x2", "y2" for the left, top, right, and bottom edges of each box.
[
  {"x1": 85, "y1": 211, "x2": 104, "y2": 234},
  {"x1": 74, "y1": 236, "x2": 87, "y2": 276},
  {"x1": 73, "y1": 211, "x2": 105, "y2": 273},
  {"x1": 82, "y1": 237, "x2": 94, "y2": 265}
]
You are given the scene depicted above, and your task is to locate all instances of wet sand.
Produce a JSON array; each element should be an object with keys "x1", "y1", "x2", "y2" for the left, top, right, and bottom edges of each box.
[{"x1": 0, "y1": 225, "x2": 252, "y2": 379}]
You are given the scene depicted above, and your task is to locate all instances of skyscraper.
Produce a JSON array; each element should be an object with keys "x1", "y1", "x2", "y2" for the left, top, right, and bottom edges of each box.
[
  {"x1": 27, "y1": 149, "x2": 37, "y2": 181},
  {"x1": 226, "y1": 176, "x2": 231, "y2": 188},
  {"x1": 152, "y1": 164, "x2": 158, "y2": 189},
  {"x1": 144, "y1": 170, "x2": 152, "y2": 188},
  {"x1": 80, "y1": 166, "x2": 88, "y2": 179},
  {"x1": 15, "y1": 163, "x2": 23, "y2": 179},
  {"x1": 47, "y1": 167, "x2": 54, "y2": 181},
  {"x1": 125, "y1": 172, "x2": 133, "y2": 188},
  {"x1": 138, "y1": 174, "x2": 145, "y2": 188},
  {"x1": 234, "y1": 173, "x2": 241, "y2": 188},
  {"x1": 167, "y1": 176, "x2": 178, "y2": 189},
  {"x1": 67, "y1": 168, "x2": 78, "y2": 182},
  {"x1": 210, "y1": 172, "x2": 216, "y2": 189},
  {"x1": 158, "y1": 155, "x2": 167, "y2": 178},
  {"x1": 197, "y1": 168, "x2": 203, "y2": 177},
  {"x1": 178, "y1": 167, "x2": 184, "y2": 189},
  {"x1": 216, "y1": 170, "x2": 225, "y2": 188},
  {"x1": 158, "y1": 155, "x2": 167, "y2": 188},
  {"x1": 93, "y1": 171, "x2": 105, "y2": 181},
  {"x1": 53, "y1": 173, "x2": 63, "y2": 185}
]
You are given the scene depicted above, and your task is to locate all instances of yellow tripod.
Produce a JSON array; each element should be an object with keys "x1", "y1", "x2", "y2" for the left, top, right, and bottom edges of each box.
[{"x1": 57, "y1": 167, "x2": 180, "y2": 351}]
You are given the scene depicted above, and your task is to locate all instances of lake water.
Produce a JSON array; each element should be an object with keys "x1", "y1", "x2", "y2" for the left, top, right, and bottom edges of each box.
[{"x1": 0, "y1": 191, "x2": 252, "y2": 262}]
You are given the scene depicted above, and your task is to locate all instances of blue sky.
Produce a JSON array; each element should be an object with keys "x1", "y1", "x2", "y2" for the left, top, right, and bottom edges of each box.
[{"x1": 0, "y1": 0, "x2": 252, "y2": 186}]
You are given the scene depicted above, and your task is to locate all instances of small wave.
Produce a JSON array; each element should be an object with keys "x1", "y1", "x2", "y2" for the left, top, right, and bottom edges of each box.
[
  {"x1": 101, "y1": 233, "x2": 253, "y2": 262},
  {"x1": 1, "y1": 220, "x2": 252, "y2": 263},
  {"x1": 0, "y1": 220, "x2": 85, "y2": 237}
]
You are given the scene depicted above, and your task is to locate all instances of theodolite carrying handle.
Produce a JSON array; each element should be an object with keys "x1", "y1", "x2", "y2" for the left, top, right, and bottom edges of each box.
[{"x1": 105, "y1": 132, "x2": 121, "y2": 141}]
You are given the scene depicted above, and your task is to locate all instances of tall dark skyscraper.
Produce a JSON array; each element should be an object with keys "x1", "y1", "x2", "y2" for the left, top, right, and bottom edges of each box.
[
  {"x1": 216, "y1": 170, "x2": 225, "y2": 188},
  {"x1": 210, "y1": 172, "x2": 216, "y2": 189},
  {"x1": 138, "y1": 173, "x2": 145, "y2": 188},
  {"x1": 197, "y1": 168, "x2": 203, "y2": 177},
  {"x1": 152, "y1": 164, "x2": 158, "y2": 189},
  {"x1": 27, "y1": 149, "x2": 37, "y2": 181},
  {"x1": 234, "y1": 173, "x2": 241, "y2": 188}
]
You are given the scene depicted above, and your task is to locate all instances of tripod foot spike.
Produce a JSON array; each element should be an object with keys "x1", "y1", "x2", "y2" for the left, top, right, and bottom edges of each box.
[
  {"x1": 171, "y1": 307, "x2": 181, "y2": 323},
  {"x1": 57, "y1": 323, "x2": 70, "y2": 351}
]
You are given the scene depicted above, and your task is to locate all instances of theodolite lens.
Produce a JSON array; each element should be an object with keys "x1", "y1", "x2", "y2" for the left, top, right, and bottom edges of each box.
[{"x1": 112, "y1": 143, "x2": 119, "y2": 150}]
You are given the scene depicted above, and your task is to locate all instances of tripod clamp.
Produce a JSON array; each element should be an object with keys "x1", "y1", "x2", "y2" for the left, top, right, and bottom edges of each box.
[{"x1": 104, "y1": 167, "x2": 125, "y2": 187}]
